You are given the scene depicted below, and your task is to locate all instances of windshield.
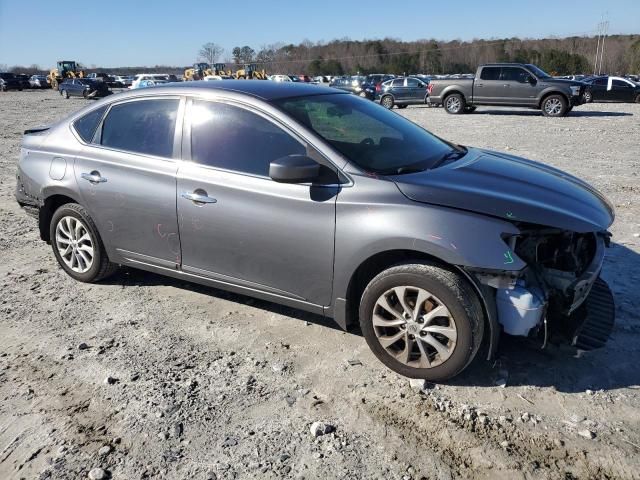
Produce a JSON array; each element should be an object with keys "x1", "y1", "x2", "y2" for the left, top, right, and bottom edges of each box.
[
  {"x1": 274, "y1": 93, "x2": 456, "y2": 174},
  {"x1": 525, "y1": 64, "x2": 551, "y2": 79}
]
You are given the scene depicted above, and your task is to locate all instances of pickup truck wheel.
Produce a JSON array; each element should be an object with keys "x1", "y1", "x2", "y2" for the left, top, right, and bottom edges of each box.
[
  {"x1": 444, "y1": 94, "x2": 465, "y2": 114},
  {"x1": 583, "y1": 90, "x2": 593, "y2": 103},
  {"x1": 50, "y1": 203, "x2": 118, "y2": 283},
  {"x1": 541, "y1": 94, "x2": 568, "y2": 117},
  {"x1": 381, "y1": 95, "x2": 394, "y2": 109},
  {"x1": 359, "y1": 263, "x2": 484, "y2": 381}
]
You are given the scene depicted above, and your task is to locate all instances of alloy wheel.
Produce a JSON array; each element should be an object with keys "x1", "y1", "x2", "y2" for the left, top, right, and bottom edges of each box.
[
  {"x1": 372, "y1": 286, "x2": 457, "y2": 368},
  {"x1": 445, "y1": 96, "x2": 461, "y2": 113},
  {"x1": 382, "y1": 96, "x2": 393, "y2": 108},
  {"x1": 55, "y1": 216, "x2": 94, "y2": 273},
  {"x1": 544, "y1": 98, "x2": 563, "y2": 115}
]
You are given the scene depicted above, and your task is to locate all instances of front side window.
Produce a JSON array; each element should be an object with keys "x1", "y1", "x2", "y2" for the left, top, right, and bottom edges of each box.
[
  {"x1": 100, "y1": 99, "x2": 179, "y2": 158},
  {"x1": 501, "y1": 67, "x2": 529, "y2": 83},
  {"x1": 74, "y1": 105, "x2": 108, "y2": 143},
  {"x1": 190, "y1": 100, "x2": 306, "y2": 176},
  {"x1": 406, "y1": 78, "x2": 421, "y2": 87},
  {"x1": 275, "y1": 93, "x2": 454, "y2": 175}
]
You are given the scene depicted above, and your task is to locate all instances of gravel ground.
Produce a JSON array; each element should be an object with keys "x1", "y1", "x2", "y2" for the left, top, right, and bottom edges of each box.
[{"x1": 1, "y1": 90, "x2": 639, "y2": 480}]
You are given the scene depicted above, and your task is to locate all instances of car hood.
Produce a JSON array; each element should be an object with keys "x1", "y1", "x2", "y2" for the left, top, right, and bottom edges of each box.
[
  {"x1": 540, "y1": 77, "x2": 584, "y2": 87},
  {"x1": 391, "y1": 148, "x2": 614, "y2": 233}
]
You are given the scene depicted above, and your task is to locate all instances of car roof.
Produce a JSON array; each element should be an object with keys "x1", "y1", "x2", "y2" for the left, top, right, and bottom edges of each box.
[{"x1": 161, "y1": 80, "x2": 342, "y2": 100}]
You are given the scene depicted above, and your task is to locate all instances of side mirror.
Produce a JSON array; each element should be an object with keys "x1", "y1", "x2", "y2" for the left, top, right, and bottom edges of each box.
[
  {"x1": 528, "y1": 76, "x2": 537, "y2": 85},
  {"x1": 269, "y1": 155, "x2": 320, "y2": 183}
]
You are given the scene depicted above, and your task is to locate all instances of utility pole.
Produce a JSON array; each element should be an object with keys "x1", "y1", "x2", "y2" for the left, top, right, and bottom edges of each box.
[
  {"x1": 598, "y1": 20, "x2": 609, "y2": 75},
  {"x1": 594, "y1": 21, "x2": 603, "y2": 75}
]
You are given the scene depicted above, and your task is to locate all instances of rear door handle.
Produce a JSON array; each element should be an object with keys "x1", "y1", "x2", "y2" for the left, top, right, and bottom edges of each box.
[
  {"x1": 81, "y1": 172, "x2": 107, "y2": 183},
  {"x1": 475, "y1": 83, "x2": 483, "y2": 87},
  {"x1": 181, "y1": 191, "x2": 217, "y2": 204}
]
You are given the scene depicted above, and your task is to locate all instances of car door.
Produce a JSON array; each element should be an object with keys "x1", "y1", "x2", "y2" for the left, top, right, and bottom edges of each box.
[
  {"x1": 390, "y1": 78, "x2": 407, "y2": 102},
  {"x1": 498, "y1": 67, "x2": 537, "y2": 106},
  {"x1": 405, "y1": 77, "x2": 427, "y2": 104},
  {"x1": 474, "y1": 66, "x2": 502, "y2": 104},
  {"x1": 74, "y1": 96, "x2": 183, "y2": 268},
  {"x1": 176, "y1": 98, "x2": 338, "y2": 306},
  {"x1": 590, "y1": 78, "x2": 607, "y2": 100},
  {"x1": 610, "y1": 79, "x2": 633, "y2": 102}
]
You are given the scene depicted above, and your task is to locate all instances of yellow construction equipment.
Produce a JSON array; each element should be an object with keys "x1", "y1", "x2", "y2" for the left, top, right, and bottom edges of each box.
[
  {"x1": 48, "y1": 61, "x2": 84, "y2": 90},
  {"x1": 184, "y1": 63, "x2": 231, "y2": 80},
  {"x1": 233, "y1": 64, "x2": 268, "y2": 80}
]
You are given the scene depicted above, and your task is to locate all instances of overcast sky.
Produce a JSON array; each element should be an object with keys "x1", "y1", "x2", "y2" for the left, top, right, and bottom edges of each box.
[{"x1": 1, "y1": 0, "x2": 638, "y2": 68}]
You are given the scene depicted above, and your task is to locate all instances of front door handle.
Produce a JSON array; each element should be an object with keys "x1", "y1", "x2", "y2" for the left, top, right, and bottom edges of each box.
[
  {"x1": 181, "y1": 191, "x2": 217, "y2": 204},
  {"x1": 475, "y1": 83, "x2": 483, "y2": 87},
  {"x1": 81, "y1": 171, "x2": 107, "y2": 183}
]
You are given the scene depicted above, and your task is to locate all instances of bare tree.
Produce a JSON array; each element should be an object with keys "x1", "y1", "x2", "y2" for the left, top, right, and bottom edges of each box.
[{"x1": 199, "y1": 43, "x2": 224, "y2": 65}]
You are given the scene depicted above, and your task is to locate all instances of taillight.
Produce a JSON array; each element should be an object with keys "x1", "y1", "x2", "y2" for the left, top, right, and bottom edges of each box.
[
  {"x1": 427, "y1": 84, "x2": 433, "y2": 94},
  {"x1": 376, "y1": 84, "x2": 381, "y2": 92}
]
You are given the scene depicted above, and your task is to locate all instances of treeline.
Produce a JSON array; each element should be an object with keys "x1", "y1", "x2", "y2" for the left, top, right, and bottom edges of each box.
[
  {"x1": 243, "y1": 34, "x2": 640, "y2": 76},
  {"x1": 4, "y1": 34, "x2": 639, "y2": 76}
]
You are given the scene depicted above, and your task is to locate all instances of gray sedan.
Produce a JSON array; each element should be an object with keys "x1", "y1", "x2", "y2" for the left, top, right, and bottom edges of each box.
[{"x1": 15, "y1": 81, "x2": 615, "y2": 381}]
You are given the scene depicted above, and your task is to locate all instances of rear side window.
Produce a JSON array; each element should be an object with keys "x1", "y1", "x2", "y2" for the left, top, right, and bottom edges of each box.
[
  {"x1": 100, "y1": 99, "x2": 179, "y2": 158},
  {"x1": 480, "y1": 67, "x2": 500, "y2": 80},
  {"x1": 74, "y1": 105, "x2": 108, "y2": 143},
  {"x1": 190, "y1": 100, "x2": 305, "y2": 176}
]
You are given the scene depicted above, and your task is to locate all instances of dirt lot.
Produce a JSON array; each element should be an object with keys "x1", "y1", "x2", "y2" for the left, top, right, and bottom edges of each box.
[{"x1": 1, "y1": 90, "x2": 639, "y2": 480}]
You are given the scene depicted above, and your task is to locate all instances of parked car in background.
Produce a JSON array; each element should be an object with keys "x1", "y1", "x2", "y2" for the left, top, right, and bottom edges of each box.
[
  {"x1": 15, "y1": 74, "x2": 31, "y2": 89},
  {"x1": 15, "y1": 81, "x2": 615, "y2": 382},
  {"x1": 58, "y1": 78, "x2": 111, "y2": 99},
  {"x1": 313, "y1": 76, "x2": 330, "y2": 84},
  {"x1": 269, "y1": 75, "x2": 292, "y2": 82},
  {"x1": 359, "y1": 74, "x2": 396, "y2": 99},
  {"x1": 136, "y1": 79, "x2": 169, "y2": 88},
  {"x1": 329, "y1": 76, "x2": 366, "y2": 95},
  {"x1": 113, "y1": 75, "x2": 133, "y2": 87},
  {"x1": 427, "y1": 63, "x2": 586, "y2": 117},
  {"x1": 583, "y1": 76, "x2": 640, "y2": 103},
  {"x1": 87, "y1": 73, "x2": 123, "y2": 88},
  {"x1": 376, "y1": 76, "x2": 429, "y2": 108},
  {"x1": 203, "y1": 75, "x2": 224, "y2": 81},
  {"x1": 130, "y1": 74, "x2": 170, "y2": 89},
  {"x1": 29, "y1": 75, "x2": 49, "y2": 89},
  {"x1": 0, "y1": 72, "x2": 23, "y2": 91},
  {"x1": 167, "y1": 75, "x2": 180, "y2": 83},
  {"x1": 288, "y1": 75, "x2": 302, "y2": 82},
  {"x1": 297, "y1": 75, "x2": 312, "y2": 83}
]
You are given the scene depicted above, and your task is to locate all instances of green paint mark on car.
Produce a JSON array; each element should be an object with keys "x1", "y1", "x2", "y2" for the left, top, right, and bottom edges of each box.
[{"x1": 504, "y1": 250, "x2": 514, "y2": 264}]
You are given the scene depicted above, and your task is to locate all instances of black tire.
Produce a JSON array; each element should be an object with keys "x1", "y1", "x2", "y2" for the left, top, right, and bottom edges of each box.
[
  {"x1": 541, "y1": 94, "x2": 568, "y2": 117},
  {"x1": 566, "y1": 106, "x2": 573, "y2": 113},
  {"x1": 464, "y1": 106, "x2": 477, "y2": 113},
  {"x1": 381, "y1": 95, "x2": 394, "y2": 109},
  {"x1": 49, "y1": 203, "x2": 118, "y2": 283},
  {"x1": 635, "y1": 94, "x2": 640, "y2": 104},
  {"x1": 443, "y1": 93, "x2": 466, "y2": 114},
  {"x1": 359, "y1": 263, "x2": 484, "y2": 381},
  {"x1": 583, "y1": 90, "x2": 593, "y2": 103},
  {"x1": 62, "y1": 89, "x2": 69, "y2": 99},
  {"x1": 82, "y1": 89, "x2": 88, "y2": 99}
]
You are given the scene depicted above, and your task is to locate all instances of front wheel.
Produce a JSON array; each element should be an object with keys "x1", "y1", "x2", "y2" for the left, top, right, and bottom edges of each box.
[
  {"x1": 444, "y1": 94, "x2": 466, "y2": 114},
  {"x1": 583, "y1": 90, "x2": 593, "y2": 103},
  {"x1": 541, "y1": 94, "x2": 568, "y2": 117},
  {"x1": 50, "y1": 203, "x2": 118, "y2": 283},
  {"x1": 359, "y1": 263, "x2": 484, "y2": 381},
  {"x1": 62, "y1": 90, "x2": 69, "y2": 99}
]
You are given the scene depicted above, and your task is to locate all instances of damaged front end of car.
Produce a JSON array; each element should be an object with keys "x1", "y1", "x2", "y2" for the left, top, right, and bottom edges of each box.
[{"x1": 472, "y1": 226, "x2": 615, "y2": 353}]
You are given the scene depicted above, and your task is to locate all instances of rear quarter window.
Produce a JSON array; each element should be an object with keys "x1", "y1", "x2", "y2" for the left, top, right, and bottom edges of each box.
[
  {"x1": 480, "y1": 67, "x2": 500, "y2": 80},
  {"x1": 73, "y1": 105, "x2": 108, "y2": 143}
]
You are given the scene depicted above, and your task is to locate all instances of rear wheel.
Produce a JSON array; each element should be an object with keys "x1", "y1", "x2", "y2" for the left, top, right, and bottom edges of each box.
[
  {"x1": 359, "y1": 263, "x2": 484, "y2": 381},
  {"x1": 381, "y1": 95, "x2": 394, "y2": 109},
  {"x1": 583, "y1": 90, "x2": 593, "y2": 103},
  {"x1": 541, "y1": 94, "x2": 568, "y2": 117},
  {"x1": 62, "y1": 89, "x2": 69, "y2": 99},
  {"x1": 50, "y1": 203, "x2": 118, "y2": 283},
  {"x1": 444, "y1": 94, "x2": 465, "y2": 114}
]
